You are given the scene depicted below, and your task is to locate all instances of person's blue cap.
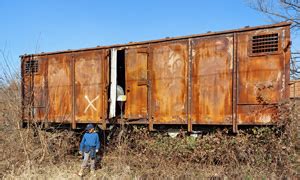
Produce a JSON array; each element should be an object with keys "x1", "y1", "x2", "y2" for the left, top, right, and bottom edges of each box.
[{"x1": 85, "y1": 124, "x2": 94, "y2": 131}]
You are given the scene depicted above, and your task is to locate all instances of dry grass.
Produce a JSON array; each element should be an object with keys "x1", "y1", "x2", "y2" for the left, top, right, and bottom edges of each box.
[
  {"x1": 0, "y1": 76, "x2": 79, "y2": 179},
  {"x1": 101, "y1": 103, "x2": 299, "y2": 178},
  {"x1": 0, "y1": 77, "x2": 299, "y2": 179}
]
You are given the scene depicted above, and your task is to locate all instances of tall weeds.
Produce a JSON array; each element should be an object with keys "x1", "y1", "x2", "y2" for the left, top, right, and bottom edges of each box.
[
  {"x1": 102, "y1": 101, "x2": 299, "y2": 178},
  {"x1": 0, "y1": 51, "x2": 77, "y2": 178}
]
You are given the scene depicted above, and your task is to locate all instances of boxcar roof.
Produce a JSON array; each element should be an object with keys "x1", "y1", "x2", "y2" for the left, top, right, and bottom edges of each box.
[{"x1": 20, "y1": 21, "x2": 291, "y2": 58}]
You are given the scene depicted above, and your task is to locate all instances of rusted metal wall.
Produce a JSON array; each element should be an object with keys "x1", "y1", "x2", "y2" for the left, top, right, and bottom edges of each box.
[
  {"x1": 74, "y1": 50, "x2": 107, "y2": 125},
  {"x1": 47, "y1": 54, "x2": 72, "y2": 123},
  {"x1": 22, "y1": 50, "x2": 108, "y2": 127},
  {"x1": 125, "y1": 47, "x2": 148, "y2": 119},
  {"x1": 236, "y1": 26, "x2": 290, "y2": 124},
  {"x1": 22, "y1": 55, "x2": 48, "y2": 122},
  {"x1": 21, "y1": 22, "x2": 291, "y2": 130},
  {"x1": 191, "y1": 35, "x2": 233, "y2": 125},
  {"x1": 149, "y1": 41, "x2": 188, "y2": 124}
]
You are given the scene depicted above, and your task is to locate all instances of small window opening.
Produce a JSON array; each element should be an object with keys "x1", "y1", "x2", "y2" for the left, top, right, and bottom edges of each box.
[
  {"x1": 25, "y1": 60, "x2": 39, "y2": 74},
  {"x1": 251, "y1": 33, "x2": 279, "y2": 54},
  {"x1": 116, "y1": 50, "x2": 126, "y2": 116}
]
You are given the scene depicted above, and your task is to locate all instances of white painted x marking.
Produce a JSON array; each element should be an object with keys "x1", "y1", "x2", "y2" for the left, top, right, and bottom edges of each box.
[{"x1": 84, "y1": 95, "x2": 99, "y2": 113}]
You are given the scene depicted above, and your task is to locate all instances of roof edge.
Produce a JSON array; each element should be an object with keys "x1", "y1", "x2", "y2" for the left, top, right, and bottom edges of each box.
[{"x1": 20, "y1": 21, "x2": 292, "y2": 58}]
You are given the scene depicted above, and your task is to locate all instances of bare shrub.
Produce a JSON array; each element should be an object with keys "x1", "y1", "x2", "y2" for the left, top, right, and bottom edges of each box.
[
  {"x1": 0, "y1": 52, "x2": 79, "y2": 178},
  {"x1": 100, "y1": 101, "x2": 299, "y2": 178}
]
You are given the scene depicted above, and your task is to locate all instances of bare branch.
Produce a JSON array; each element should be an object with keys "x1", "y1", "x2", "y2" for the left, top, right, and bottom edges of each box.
[
  {"x1": 281, "y1": 0, "x2": 300, "y2": 10},
  {"x1": 249, "y1": 0, "x2": 300, "y2": 29},
  {"x1": 248, "y1": 0, "x2": 300, "y2": 79}
]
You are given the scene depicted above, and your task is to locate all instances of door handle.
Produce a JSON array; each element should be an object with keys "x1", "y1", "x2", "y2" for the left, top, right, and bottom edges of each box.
[{"x1": 137, "y1": 80, "x2": 148, "y2": 86}]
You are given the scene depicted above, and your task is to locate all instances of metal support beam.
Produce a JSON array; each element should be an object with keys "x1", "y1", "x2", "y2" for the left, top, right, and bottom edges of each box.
[
  {"x1": 187, "y1": 39, "x2": 193, "y2": 132},
  {"x1": 71, "y1": 54, "x2": 76, "y2": 129},
  {"x1": 232, "y1": 34, "x2": 238, "y2": 133}
]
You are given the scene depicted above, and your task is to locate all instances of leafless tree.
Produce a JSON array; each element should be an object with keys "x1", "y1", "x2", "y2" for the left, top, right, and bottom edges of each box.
[{"x1": 248, "y1": 0, "x2": 300, "y2": 79}]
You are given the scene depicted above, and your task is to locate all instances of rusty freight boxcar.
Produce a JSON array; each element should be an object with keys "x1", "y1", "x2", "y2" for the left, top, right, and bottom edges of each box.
[{"x1": 21, "y1": 22, "x2": 291, "y2": 132}]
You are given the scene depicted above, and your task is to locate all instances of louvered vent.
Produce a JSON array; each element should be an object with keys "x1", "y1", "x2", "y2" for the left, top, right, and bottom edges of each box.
[
  {"x1": 25, "y1": 60, "x2": 39, "y2": 74},
  {"x1": 251, "y1": 33, "x2": 279, "y2": 54}
]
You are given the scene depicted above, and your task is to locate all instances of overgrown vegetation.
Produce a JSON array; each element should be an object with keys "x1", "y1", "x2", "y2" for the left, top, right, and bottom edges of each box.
[
  {"x1": 0, "y1": 48, "x2": 78, "y2": 178},
  {"x1": 101, "y1": 102, "x2": 299, "y2": 178},
  {"x1": 0, "y1": 80, "x2": 79, "y2": 178},
  {"x1": 1, "y1": 77, "x2": 298, "y2": 178}
]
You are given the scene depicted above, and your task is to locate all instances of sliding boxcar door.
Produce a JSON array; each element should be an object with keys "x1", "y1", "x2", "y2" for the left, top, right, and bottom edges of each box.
[{"x1": 125, "y1": 48, "x2": 148, "y2": 119}]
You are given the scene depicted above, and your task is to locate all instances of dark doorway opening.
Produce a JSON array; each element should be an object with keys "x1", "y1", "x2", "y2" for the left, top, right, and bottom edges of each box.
[{"x1": 116, "y1": 49, "x2": 126, "y2": 116}]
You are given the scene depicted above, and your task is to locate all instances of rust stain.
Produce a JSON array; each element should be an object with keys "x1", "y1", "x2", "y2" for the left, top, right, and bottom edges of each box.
[
  {"x1": 237, "y1": 26, "x2": 290, "y2": 124},
  {"x1": 150, "y1": 41, "x2": 188, "y2": 124},
  {"x1": 74, "y1": 50, "x2": 107, "y2": 123},
  {"x1": 47, "y1": 54, "x2": 72, "y2": 122},
  {"x1": 191, "y1": 36, "x2": 233, "y2": 124},
  {"x1": 21, "y1": 23, "x2": 291, "y2": 129},
  {"x1": 125, "y1": 47, "x2": 148, "y2": 119},
  {"x1": 237, "y1": 105, "x2": 277, "y2": 124}
]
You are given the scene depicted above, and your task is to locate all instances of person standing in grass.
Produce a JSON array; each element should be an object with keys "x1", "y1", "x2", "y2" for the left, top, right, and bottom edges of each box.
[{"x1": 78, "y1": 124, "x2": 100, "y2": 176}]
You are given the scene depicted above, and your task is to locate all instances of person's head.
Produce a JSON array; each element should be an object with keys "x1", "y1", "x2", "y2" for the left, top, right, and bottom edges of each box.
[{"x1": 85, "y1": 124, "x2": 94, "y2": 133}]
